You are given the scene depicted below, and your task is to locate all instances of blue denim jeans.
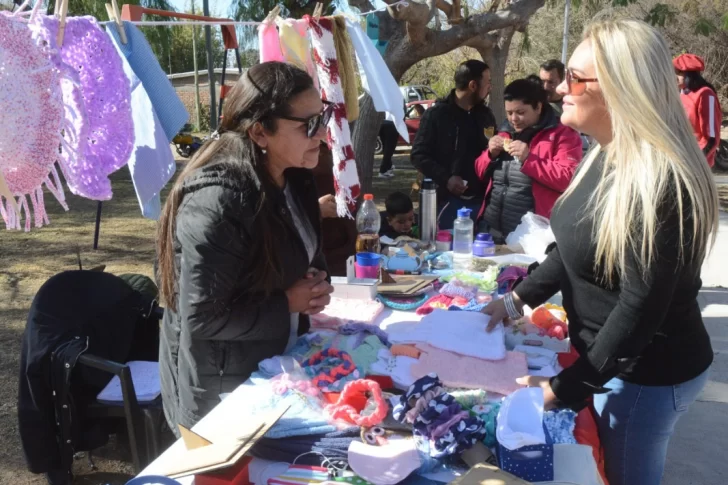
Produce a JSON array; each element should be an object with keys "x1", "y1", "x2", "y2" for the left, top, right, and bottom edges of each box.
[{"x1": 593, "y1": 369, "x2": 709, "y2": 485}]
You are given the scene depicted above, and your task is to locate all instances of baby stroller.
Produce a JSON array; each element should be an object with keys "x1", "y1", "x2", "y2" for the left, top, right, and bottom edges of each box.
[{"x1": 172, "y1": 124, "x2": 205, "y2": 158}]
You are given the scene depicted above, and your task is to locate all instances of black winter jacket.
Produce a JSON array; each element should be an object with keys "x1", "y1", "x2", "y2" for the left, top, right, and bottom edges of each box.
[
  {"x1": 18, "y1": 271, "x2": 158, "y2": 481},
  {"x1": 411, "y1": 90, "x2": 496, "y2": 200},
  {"x1": 160, "y1": 159, "x2": 326, "y2": 433}
]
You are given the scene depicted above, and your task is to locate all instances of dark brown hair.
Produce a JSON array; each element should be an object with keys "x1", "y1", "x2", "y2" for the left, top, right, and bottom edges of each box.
[{"x1": 157, "y1": 62, "x2": 314, "y2": 311}]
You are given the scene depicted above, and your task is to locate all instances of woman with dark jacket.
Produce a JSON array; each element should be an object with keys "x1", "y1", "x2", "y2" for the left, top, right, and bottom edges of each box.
[
  {"x1": 475, "y1": 79, "x2": 582, "y2": 243},
  {"x1": 484, "y1": 21, "x2": 718, "y2": 485},
  {"x1": 156, "y1": 62, "x2": 334, "y2": 432},
  {"x1": 673, "y1": 53, "x2": 723, "y2": 167}
]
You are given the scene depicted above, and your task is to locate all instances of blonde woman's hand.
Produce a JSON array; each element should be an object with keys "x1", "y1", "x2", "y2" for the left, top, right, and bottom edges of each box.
[
  {"x1": 507, "y1": 140, "x2": 530, "y2": 160},
  {"x1": 482, "y1": 299, "x2": 508, "y2": 331},
  {"x1": 319, "y1": 194, "x2": 338, "y2": 219},
  {"x1": 482, "y1": 292, "x2": 524, "y2": 331},
  {"x1": 516, "y1": 375, "x2": 558, "y2": 410},
  {"x1": 488, "y1": 135, "x2": 505, "y2": 157}
]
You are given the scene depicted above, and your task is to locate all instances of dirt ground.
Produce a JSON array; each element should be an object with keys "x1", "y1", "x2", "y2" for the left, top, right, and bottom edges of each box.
[
  {"x1": 0, "y1": 151, "x2": 416, "y2": 485},
  {"x1": 0, "y1": 148, "x2": 725, "y2": 485}
]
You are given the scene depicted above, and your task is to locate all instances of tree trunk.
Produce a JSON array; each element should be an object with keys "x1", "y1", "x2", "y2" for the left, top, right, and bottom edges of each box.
[
  {"x1": 353, "y1": 95, "x2": 386, "y2": 196},
  {"x1": 477, "y1": 28, "x2": 515, "y2": 124},
  {"x1": 348, "y1": 0, "x2": 544, "y2": 194}
]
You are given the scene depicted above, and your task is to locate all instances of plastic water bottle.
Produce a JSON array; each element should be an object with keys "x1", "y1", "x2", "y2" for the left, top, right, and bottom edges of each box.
[
  {"x1": 355, "y1": 194, "x2": 381, "y2": 254},
  {"x1": 452, "y1": 208, "x2": 474, "y2": 270}
]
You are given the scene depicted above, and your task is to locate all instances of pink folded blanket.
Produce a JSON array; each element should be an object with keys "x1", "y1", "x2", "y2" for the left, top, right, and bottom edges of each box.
[
  {"x1": 310, "y1": 297, "x2": 384, "y2": 328},
  {"x1": 411, "y1": 344, "x2": 527, "y2": 396}
]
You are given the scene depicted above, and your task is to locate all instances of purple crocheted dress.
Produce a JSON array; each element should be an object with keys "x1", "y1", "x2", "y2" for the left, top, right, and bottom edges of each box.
[{"x1": 32, "y1": 15, "x2": 134, "y2": 201}]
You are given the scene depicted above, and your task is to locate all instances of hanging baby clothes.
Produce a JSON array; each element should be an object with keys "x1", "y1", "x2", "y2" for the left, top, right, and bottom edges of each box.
[
  {"x1": 105, "y1": 21, "x2": 187, "y2": 216},
  {"x1": 365, "y1": 13, "x2": 387, "y2": 57},
  {"x1": 33, "y1": 16, "x2": 134, "y2": 202},
  {"x1": 107, "y1": 24, "x2": 177, "y2": 220},
  {"x1": 307, "y1": 16, "x2": 361, "y2": 217},
  {"x1": 0, "y1": 173, "x2": 17, "y2": 213},
  {"x1": 276, "y1": 17, "x2": 319, "y2": 89},
  {"x1": 345, "y1": 18, "x2": 408, "y2": 142},
  {"x1": 0, "y1": 12, "x2": 67, "y2": 230},
  {"x1": 332, "y1": 17, "x2": 359, "y2": 122},
  {"x1": 259, "y1": 20, "x2": 285, "y2": 63},
  {"x1": 106, "y1": 22, "x2": 188, "y2": 142}
]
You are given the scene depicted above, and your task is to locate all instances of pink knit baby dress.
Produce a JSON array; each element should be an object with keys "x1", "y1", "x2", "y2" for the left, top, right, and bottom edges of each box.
[
  {"x1": 32, "y1": 15, "x2": 134, "y2": 201},
  {"x1": 0, "y1": 12, "x2": 67, "y2": 230}
]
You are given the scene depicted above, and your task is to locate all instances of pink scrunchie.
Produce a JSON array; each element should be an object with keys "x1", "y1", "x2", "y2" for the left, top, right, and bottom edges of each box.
[{"x1": 271, "y1": 373, "x2": 320, "y2": 397}]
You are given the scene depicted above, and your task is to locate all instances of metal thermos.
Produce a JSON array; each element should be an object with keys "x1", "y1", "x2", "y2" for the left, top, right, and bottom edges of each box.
[{"x1": 420, "y1": 178, "x2": 437, "y2": 244}]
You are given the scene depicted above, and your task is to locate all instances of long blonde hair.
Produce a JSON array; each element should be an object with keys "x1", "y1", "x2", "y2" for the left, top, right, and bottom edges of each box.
[{"x1": 561, "y1": 19, "x2": 718, "y2": 282}]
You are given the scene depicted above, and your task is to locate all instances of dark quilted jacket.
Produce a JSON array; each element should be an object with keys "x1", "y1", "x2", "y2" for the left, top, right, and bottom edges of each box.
[{"x1": 160, "y1": 159, "x2": 326, "y2": 434}]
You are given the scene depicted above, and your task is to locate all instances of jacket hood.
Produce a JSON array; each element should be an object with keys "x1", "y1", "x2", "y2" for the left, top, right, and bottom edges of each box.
[{"x1": 498, "y1": 102, "x2": 560, "y2": 141}]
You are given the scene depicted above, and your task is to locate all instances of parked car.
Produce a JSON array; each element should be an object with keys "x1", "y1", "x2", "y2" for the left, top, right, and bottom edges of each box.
[
  {"x1": 375, "y1": 99, "x2": 435, "y2": 154},
  {"x1": 400, "y1": 85, "x2": 438, "y2": 102}
]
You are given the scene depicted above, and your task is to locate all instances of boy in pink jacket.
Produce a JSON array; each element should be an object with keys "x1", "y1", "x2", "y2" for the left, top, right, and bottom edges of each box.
[{"x1": 475, "y1": 78, "x2": 583, "y2": 243}]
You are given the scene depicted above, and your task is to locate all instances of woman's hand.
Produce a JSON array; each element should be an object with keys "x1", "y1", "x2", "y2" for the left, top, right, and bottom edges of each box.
[
  {"x1": 488, "y1": 135, "x2": 505, "y2": 157},
  {"x1": 482, "y1": 292, "x2": 525, "y2": 331},
  {"x1": 303, "y1": 269, "x2": 334, "y2": 315},
  {"x1": 285, "y1": 270, "x2": 333, "y2": 314},
  {"x1": 318, "y1": 194, "x2": 338, "y2": 219},
  {"x1": 506, "y1": 140, "x2": 530, "y2": 161},
  {"x1": 516, "y1": 375, "x2": 558, "y2": 410}
]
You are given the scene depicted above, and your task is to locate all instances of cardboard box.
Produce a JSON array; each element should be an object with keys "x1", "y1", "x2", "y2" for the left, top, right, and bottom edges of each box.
[
  {"x1": 505, "y1": 330, "x2": 571, "y2": 354},
  {"x1": 153, "y1": 406, "x2": 289, "y2": 479},
  {"x1": 448, "y1": 463, "x2": 532, "y2": 485}
]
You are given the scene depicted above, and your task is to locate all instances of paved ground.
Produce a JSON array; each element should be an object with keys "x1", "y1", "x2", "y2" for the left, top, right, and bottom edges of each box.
[{"x1": 663, "y1": 211, "x2": 728, "y2": 485}]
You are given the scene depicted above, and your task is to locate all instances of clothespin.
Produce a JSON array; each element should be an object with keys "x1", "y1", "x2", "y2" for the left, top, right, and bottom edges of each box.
[
  {"x1": 262, "y1": 5, "x2": 281, "y2": 25},
  {"x1": 55, "y1": 0, "x2": 68, "y2": 47},
  {"x1": 313, "y1": 2, "x2": 324, "y2": 18},
  {"x1": 106, "y1": 0, "x2": 128, "y2": 44}
]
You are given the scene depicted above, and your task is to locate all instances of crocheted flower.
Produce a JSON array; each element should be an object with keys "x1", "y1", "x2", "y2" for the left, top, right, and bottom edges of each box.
[{"x1": 0, "y1": 12, "x2": 67, "y2": 230}]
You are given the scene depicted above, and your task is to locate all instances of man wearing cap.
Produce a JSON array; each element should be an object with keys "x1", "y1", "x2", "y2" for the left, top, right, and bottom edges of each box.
[{"x1": 673, "y1": 53, "x2": 722, "y2": 167}]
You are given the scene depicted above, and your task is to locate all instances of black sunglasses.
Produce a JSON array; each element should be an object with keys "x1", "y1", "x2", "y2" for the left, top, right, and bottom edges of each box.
[{"x1": 277, "y1": 100, "x2": 334, "y2": 138}]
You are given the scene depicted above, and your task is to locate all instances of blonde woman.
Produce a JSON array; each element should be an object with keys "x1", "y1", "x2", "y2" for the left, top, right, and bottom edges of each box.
[{"x1": 483, "y1": 20, "x2": 718, "y2": 485}]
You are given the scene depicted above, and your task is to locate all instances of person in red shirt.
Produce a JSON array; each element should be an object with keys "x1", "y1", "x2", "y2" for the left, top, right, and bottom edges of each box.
[{"x1": 673, "y1": 53, "x2": 722, "y2": 167}]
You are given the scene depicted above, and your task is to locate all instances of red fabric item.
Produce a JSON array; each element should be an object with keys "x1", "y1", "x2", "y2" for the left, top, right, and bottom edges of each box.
[
  {"x1": 365, "y1": 374, "x2": 395, "y2": 390},
  {"x1": 558, "y1": 348, "x2": 609, "y2": 484},
  {"x1": 673, "y1": 53, "x2": 705, "y2": 72},
  {"x1": 322, "y1": 391, "x2": 368, "y2": 411},
  {"x1": 680, "y1": 86, "x2": 723, "y2": 167},
  {"x1": 475, "y1": 124, "x2": 583, "y2": 220},
  {"x1": 416, "y1": 294, "x2": 454, "y2": 315}
]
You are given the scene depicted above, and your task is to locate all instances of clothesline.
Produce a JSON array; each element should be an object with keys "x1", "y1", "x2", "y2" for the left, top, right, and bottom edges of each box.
[{"x1": 115, "y1": 0, "x2": 409, "y2": 27}]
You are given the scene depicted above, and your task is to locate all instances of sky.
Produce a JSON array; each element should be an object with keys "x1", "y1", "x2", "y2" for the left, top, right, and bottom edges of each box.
[{"x1": 168, "y1": 0, "x2": 235, "y2": 17}]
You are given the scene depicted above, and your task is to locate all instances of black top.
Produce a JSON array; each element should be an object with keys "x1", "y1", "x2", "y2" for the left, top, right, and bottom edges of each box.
[
  {"x1": 514, "y1": 154, "x2": 713, "y2": 407},
  {"x1": 160, "y1": 160, "x2": 327, "y2": 431},
  {"x1": 411, "y1": 90, "x2": 497, "y2": 200}
]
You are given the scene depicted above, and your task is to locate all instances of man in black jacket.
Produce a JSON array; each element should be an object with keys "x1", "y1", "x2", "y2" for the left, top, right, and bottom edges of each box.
[{"x1": 411, "y1": 60, "x2": 497, "y2": 229}]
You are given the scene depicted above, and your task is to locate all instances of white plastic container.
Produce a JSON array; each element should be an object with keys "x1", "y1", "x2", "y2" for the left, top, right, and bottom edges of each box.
[{"x1": 452, "y1": 208, "x2": 474, "y2": 270}]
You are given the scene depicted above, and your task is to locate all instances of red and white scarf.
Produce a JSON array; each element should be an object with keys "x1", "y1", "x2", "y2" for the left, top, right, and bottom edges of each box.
[{"x1": 306, "y1": 16, "x2": 361, "y2": 218}]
